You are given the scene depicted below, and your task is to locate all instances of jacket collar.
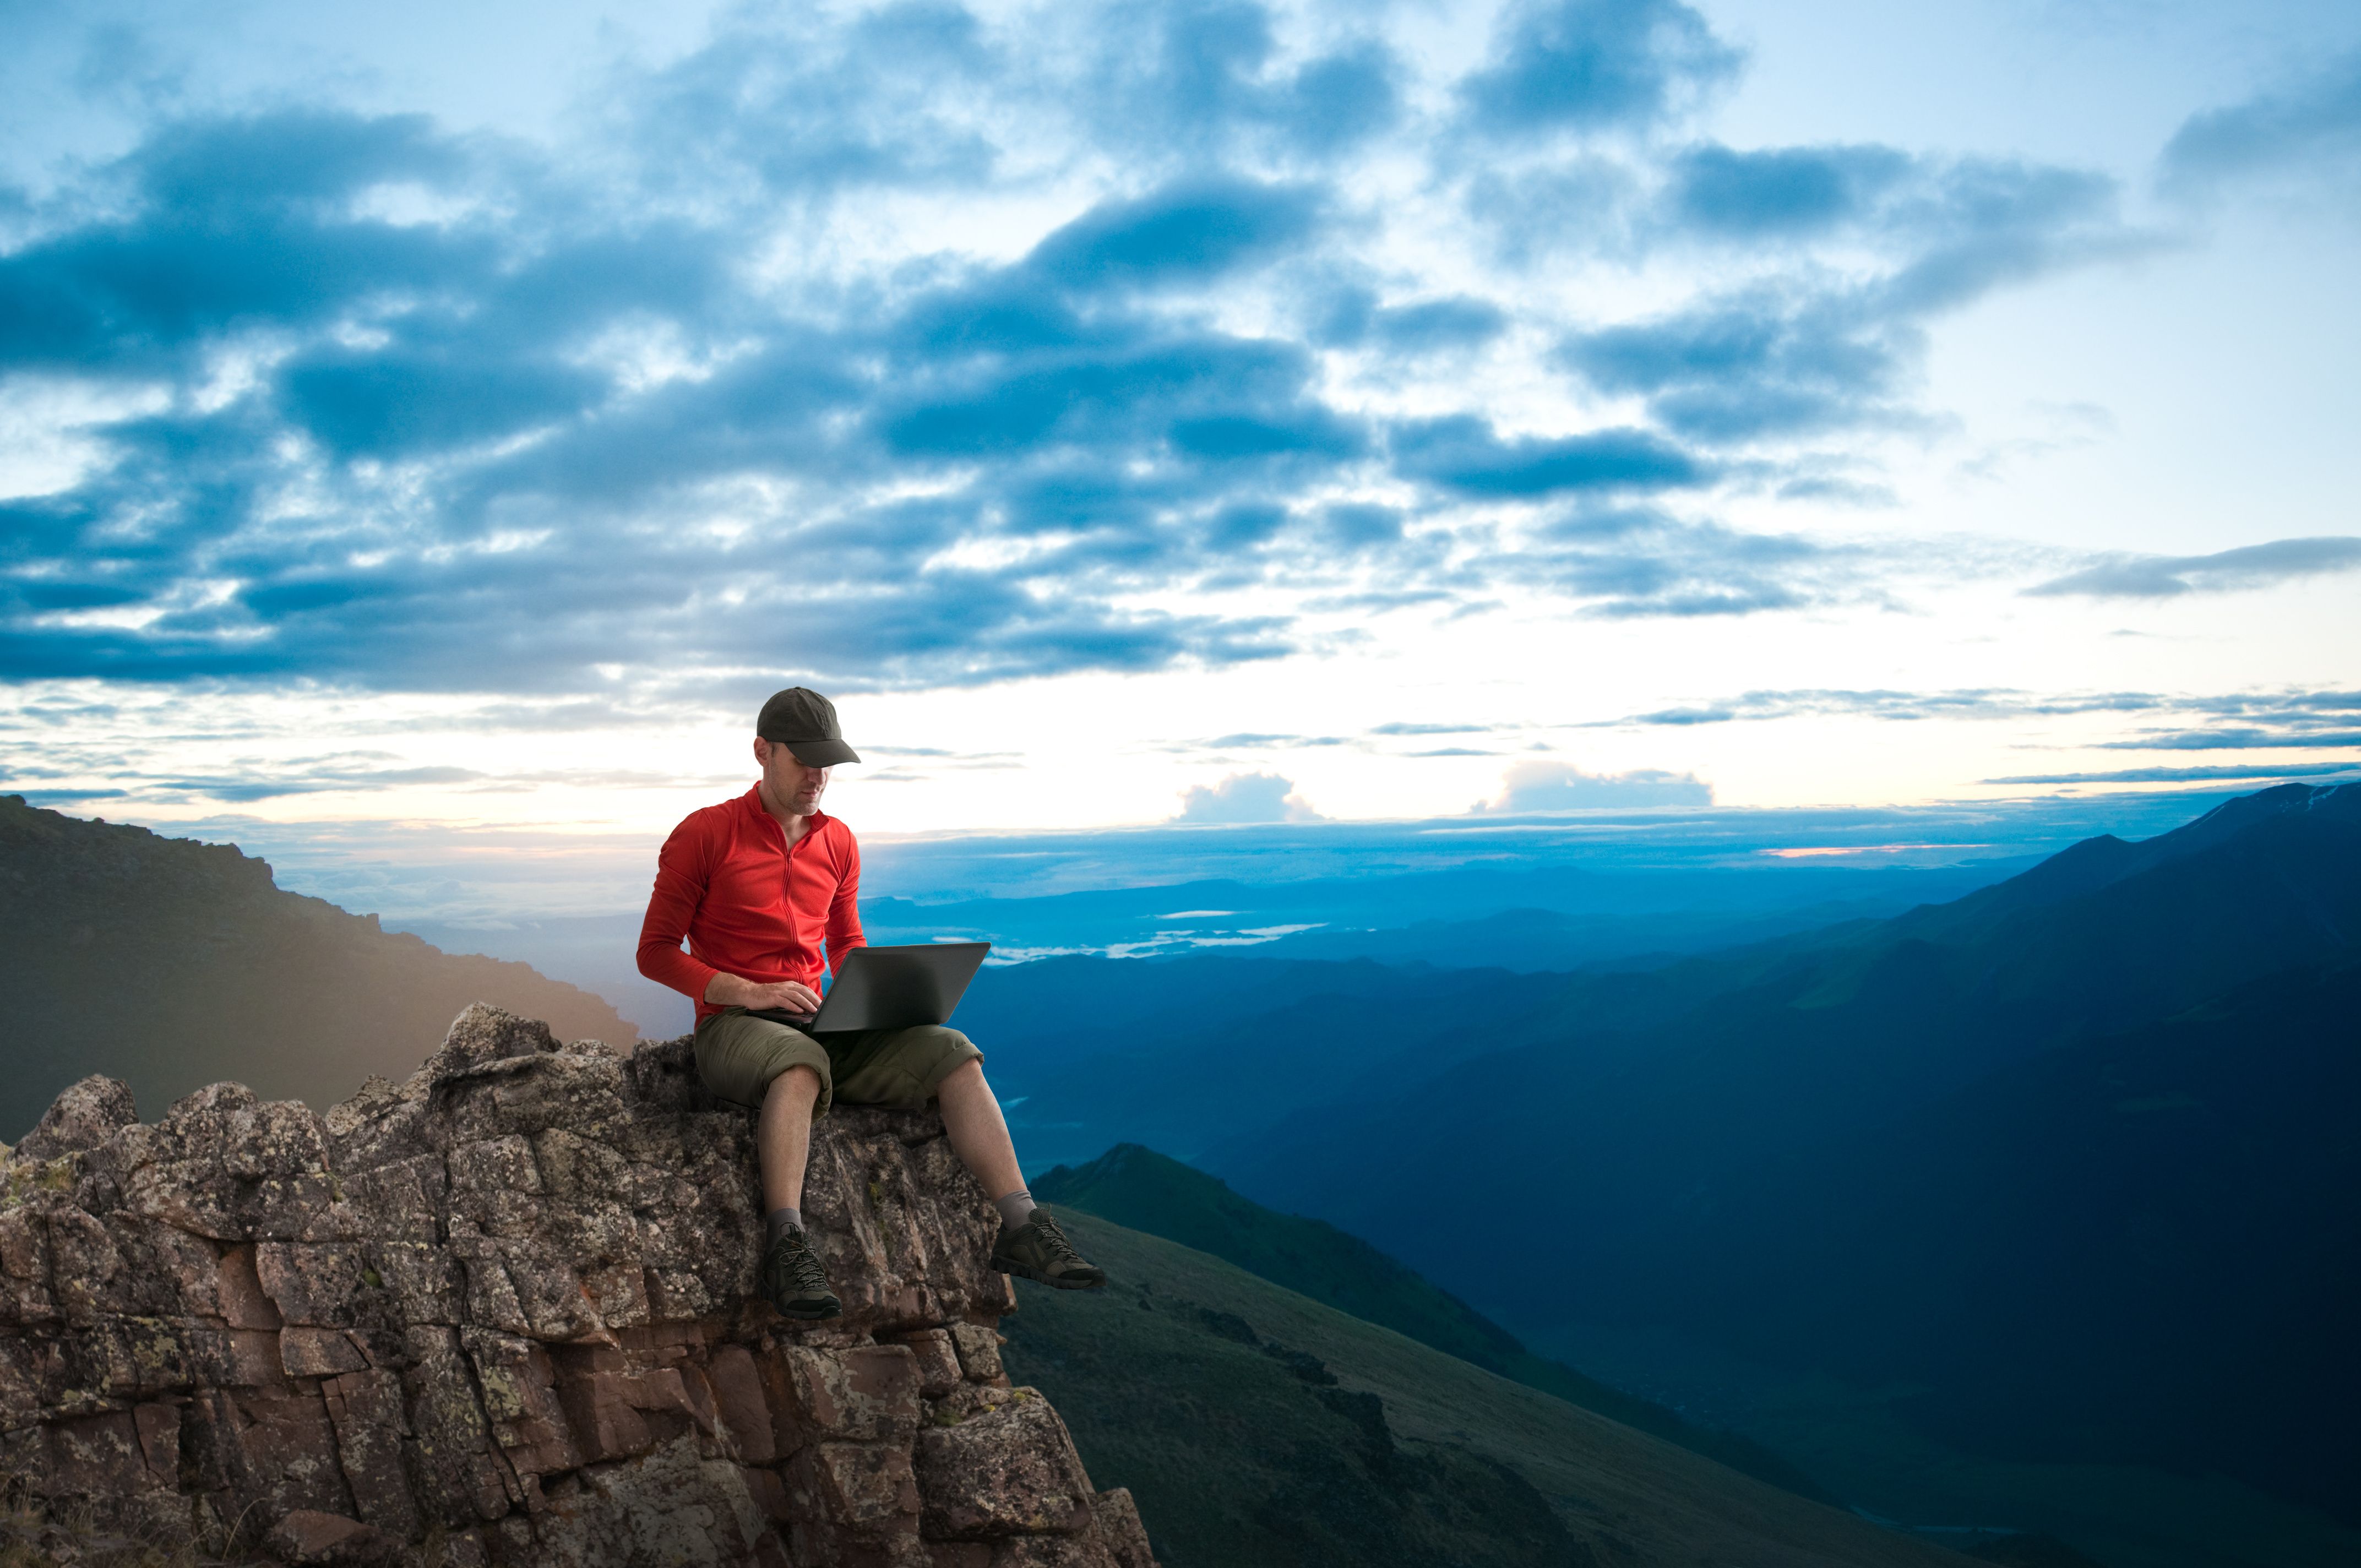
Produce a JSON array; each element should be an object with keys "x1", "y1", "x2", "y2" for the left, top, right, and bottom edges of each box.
[{"x1": 738, "y1": 784, "x2": 830, "y2": 841}]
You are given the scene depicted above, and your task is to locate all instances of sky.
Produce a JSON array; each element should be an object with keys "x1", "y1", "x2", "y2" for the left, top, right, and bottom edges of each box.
[{"x1": 2, "y1": 0, "x2": 2358, "y2": 921}]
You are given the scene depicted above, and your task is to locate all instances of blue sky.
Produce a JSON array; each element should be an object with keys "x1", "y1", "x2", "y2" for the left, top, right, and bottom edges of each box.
[{"x1": 1, "y1": 0, "x2": 2357, "y2": 917}]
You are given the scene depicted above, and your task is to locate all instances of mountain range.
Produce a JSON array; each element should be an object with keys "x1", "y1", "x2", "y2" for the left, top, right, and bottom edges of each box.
[
  {"x1": 0, "y1": 794, "x2": 638, "y2": 1137},
  {"x1": 8, "y1": 781, "x2": 2356, "y2": 1564},
  {"x1": 1190, "y1": 783, "x2": 2361, "y2": 1527}
]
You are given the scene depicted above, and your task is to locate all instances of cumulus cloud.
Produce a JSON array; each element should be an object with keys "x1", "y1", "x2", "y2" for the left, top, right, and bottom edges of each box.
[
  {"x1": 1555, "y1": 156, "x2": 2132, "y2": 443},
  {"x1": 1457, "y1": 0, "x2": 1739, "y2": 139},
  {"x1": 1172, "y1": 770, "x2": 1325, "y2": 823},
  {"x1": 1983, "y1": 764, "x2": 2361, "y2": 785},
  {"x1": 2160, "y1": 52, "x2": 2361, "y2": 197},
  {"x1": 2025, "y1": 537, "x2": 2361, "y2": 598},
  {"x1": 1472, "y1": 760, "x2": 1712, "y2": 812},
  {"x1": 0, "y1": 0, "x2": 2158, "y2": 705},
  {"x1": 1590, "y1": 684, "x2": 2361, "y2": 759}
]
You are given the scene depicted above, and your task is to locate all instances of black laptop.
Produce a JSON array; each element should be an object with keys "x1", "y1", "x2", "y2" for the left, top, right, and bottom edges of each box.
[{"x1": 754, "y1": 941, "x2": 991, "y2": 1033}]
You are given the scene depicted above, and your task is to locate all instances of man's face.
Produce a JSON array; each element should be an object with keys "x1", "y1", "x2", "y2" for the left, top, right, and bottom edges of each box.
[{"x1": 756, "y1": 738, "x2": 831, "y2": 817}]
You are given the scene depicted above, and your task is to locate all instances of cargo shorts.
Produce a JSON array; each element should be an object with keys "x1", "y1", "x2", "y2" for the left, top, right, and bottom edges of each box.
[{"x1": 693, "y1": 1006, "x2": 983, "y2": 1117}]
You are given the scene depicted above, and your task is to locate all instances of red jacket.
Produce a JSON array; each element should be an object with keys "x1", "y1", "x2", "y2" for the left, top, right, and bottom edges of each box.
[{"x1": 637, "y1": 787, "x2": 867, "y2": 1024}]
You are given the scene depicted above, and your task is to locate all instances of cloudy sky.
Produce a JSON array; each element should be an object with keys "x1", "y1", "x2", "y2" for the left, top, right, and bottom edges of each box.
[{"x1": 3, "y1": 0, "x2": 2357, "y2": 911}]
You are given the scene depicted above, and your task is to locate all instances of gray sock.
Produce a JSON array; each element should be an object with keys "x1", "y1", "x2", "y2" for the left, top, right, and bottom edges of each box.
[
  {"x1": 766, "y1": 1207, "x2": 803, "y2": 1246},
  {"x1": 993, "y1": 1189, "x2": 1037, "y2": 1231}
]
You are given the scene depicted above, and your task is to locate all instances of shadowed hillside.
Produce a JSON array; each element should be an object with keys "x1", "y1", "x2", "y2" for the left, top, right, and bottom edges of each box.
[
  {"x1": 1000, "y1": 1210, "x2": 2005, "y2": 1568},
  {"x1": 971, "y1": 790, "x2": 2360, "y2": 1175},
  {"x1": 1629, "y1": 958, "x2": 2361, "y2": 1524},
  {"x1": 0, "y1": 796, "x2": 637, "y2": 1135},
  {"x1": 1033, "y1": 1141, "x2": 1837, "y2": 1505}
]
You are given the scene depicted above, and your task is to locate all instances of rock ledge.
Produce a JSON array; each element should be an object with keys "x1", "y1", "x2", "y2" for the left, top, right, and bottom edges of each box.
[{"x1": 0, "y1": 1005, "x2": 1157, "y2": 1568}]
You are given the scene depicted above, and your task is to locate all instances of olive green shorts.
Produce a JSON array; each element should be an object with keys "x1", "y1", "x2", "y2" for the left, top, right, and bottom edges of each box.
[{"x1": 693, "y1": 1007, "x2": 983, "y2": 1116}]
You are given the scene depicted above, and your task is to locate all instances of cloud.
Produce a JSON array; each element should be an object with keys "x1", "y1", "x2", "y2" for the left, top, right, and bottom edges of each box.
[
  {"x1": 2095, "y1": 728, "x2": 2361, "y2": 752},
  {"x1": 1203, "y1": 732, "x2": 1347, "y2": 748},
  {"x1": 1027, "y1": 179, "x2": 1324, "y2": 295},
  {"x1": 0, "y1": 2, "x2": 2163, "y2": 708},
  {"x1": 1557, "y1": 156, "x2": 2129, "y2": 443},
  {"x1": 1390, "y1": 415, "x2": 1702, "y2": 496},
  {"x1": 1060, "y1": 1, "x2": 1403, "y2": 164},
  {"x1": 1458, "y1": 0, "x2": 1739, "y2": 139},
  {"x1": 1663, "y1": 144, "x2": 1911, "y2": 239},
  {"x1": 1172, "y1": 770, "x2": 1325, "y2": 823},
  {"x1": 2160, "y1": 52, "x2": 2361, "y2": 197},
  {"x1": 1603, "y1": 687, "x2": 2172, "y2": 726},
  {"x1": 1591, "y1": 684, "x2": 2361, "y2": 760},
  {"x1": 2025, "y1": 536, "x2": 2361, "y2": 598},
  {"x1": 622, "y1": 3, "x2": 1003, "y2": 200},
  {"x1": 1510, "y1": 514, "x2": 1897, "y2": 619},
  {"x1": 1316, "y1": 291, "x2": 1508, "y2": 353},
  {"x1": 1472, "y1": 759, "x2": 1712, "y2": 812},
  {"x1": 1983, "y1": 764, "x2": 2361, "y2": 785}
]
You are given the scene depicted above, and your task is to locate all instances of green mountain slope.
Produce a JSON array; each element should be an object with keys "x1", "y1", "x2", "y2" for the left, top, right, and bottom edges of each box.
[
  {"x1": 1032, "y1": 1141, "x2": 1835, "y2": 1504},
  {"x1": 0, "y1": 797, "x2": 639, "y2": 1134},
  {"x1": 999, "y1": 1211, "x2": 1991, "y2": 1568}
]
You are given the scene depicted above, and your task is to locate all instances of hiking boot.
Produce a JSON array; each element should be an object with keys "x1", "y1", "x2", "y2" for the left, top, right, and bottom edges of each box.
[
  {"x1": 760, "y1": 1226, "x2": 842, "y2": 1320},
  {"x1": 991, "y1": 1210, "x2": 1107, "y2": 1290}
]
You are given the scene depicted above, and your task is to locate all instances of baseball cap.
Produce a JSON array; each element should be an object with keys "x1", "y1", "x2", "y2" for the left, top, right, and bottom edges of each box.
[{"x1": 755, "y1": 687, "x2": 861, "y2": 767}]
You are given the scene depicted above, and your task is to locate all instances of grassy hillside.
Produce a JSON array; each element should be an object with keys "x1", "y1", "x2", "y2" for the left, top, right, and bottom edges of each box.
[
  {"x1": 1032, "y1": 1141, "x2": 1836, "y2": 1504},
  {"x1": 999, "y1": 1211, "x2": 2000, "y2": 1568},
  {"x1": 0, "y1": 796, "x2": 639, "y2": 1134}
]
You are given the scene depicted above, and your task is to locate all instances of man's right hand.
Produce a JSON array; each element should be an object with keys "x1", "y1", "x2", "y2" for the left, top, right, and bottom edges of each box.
[{"x1": 706, "y1": 974, "x2": 824, "y2": 1016}]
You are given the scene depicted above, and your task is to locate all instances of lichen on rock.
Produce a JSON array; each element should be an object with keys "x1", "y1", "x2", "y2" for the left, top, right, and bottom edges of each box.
[{"x1": 0, "y1": 1004, "x2": 1157, "y2": 1568}]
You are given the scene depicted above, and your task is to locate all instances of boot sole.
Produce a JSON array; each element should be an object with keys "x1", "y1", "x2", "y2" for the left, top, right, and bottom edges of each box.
[
  {"x1": 994, "y1": 1258, "x2": 1106, "y2": 1291},
  {"x1": 773, "y1": 1299, "x2": 842, "y2": 1320}
]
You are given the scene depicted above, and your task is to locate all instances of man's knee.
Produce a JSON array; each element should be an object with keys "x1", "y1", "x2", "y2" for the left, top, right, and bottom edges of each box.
[{"x1": 765, "y1": 1063, "x2": 824, "y2": 1104}]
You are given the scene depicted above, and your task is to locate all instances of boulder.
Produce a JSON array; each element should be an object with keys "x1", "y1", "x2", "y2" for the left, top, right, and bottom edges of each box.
[{"x1": 0, "y1": 1005, "x2": 1156, "y2": 1568}]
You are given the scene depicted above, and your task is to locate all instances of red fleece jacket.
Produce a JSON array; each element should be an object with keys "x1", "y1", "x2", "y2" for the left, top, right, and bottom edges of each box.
[{"x1": 636, "y1": 786, "x2": 867, "y2": 1024}]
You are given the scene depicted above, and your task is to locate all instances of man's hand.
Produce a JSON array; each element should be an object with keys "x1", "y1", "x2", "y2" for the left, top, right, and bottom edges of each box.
[{"x1": 706, "y1": 973, "x2": 823, "y2": 1017}]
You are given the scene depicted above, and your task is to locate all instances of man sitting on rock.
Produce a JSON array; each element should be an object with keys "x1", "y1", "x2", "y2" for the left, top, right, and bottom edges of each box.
[{"x1": 637, "y1": 687, "x2": 1107, "y2": 1321}]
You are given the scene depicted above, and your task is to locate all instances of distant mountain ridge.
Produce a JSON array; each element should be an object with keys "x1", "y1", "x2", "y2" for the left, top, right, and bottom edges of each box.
[
  {"x1": 0, "y1": 796, "x2": 637, "y2": 1135},
  {"x1": 1196, "y1": 782, "x2": 2361, "y2": 1529}
]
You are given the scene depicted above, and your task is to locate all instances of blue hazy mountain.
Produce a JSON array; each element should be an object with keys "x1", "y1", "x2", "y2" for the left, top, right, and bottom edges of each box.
[
  {"x1": 1187, "y1": 783, "x2": 2361, "y2": 1525},
  {"x1": 1614, "y1": 957, "x2": 2361, "y2": 1526},
  {"x1": 393, "y1": 854, "x2": 2033, "y2": 1041}
]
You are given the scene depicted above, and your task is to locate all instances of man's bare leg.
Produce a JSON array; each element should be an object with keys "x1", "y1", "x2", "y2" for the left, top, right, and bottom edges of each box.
[
  {"x1": 935, "y1": 1059, "x2": 1024, "y2": 1201},
  {"x1": 755, "y1": 1063, "x2": 840, "y2": 1318},
  {"x1": 758, "y1": 1064, "x2": 824, "y2": 1217},
  {"x1": 939, "y1": 1059, "x2": 1107, "y2": 1289}
]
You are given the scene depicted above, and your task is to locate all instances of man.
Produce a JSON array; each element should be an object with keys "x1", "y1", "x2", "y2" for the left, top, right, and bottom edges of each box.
[{"x1": 637, "y1": 687, "x2": 1105, "y2": 1320}]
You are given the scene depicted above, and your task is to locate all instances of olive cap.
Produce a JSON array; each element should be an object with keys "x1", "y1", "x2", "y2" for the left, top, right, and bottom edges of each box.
[{"x1": 755, "y1": 687, "x2": 861, "y2": 767}]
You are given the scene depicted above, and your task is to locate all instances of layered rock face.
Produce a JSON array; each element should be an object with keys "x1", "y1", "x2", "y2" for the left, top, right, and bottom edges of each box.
[{"x1": 0, "y1": 1006, "x2": 1157, "y2": 1568}]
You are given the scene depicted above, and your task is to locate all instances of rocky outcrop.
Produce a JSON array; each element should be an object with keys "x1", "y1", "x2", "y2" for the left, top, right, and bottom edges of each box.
[{"x1": 0, "y1": 1006, "x2": 1157, "y2": 1568}]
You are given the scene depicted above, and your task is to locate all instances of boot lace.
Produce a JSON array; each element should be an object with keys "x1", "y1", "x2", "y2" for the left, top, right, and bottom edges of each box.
[
  {"x1": 1030, "y1": 1211, "x2": 1085, "y2": 1267},
  {"x1": 771, "y1": 1228, "x2": 831, "y2": 1295}
]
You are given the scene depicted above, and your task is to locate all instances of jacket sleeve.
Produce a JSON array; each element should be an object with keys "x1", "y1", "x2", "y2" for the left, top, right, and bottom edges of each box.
[
  {"x1": 825, "y1": 827, "x2": 867, "y2": 974},
  {"x1": 637, "y1": 815, "x2": 721, "y2": 1001}
]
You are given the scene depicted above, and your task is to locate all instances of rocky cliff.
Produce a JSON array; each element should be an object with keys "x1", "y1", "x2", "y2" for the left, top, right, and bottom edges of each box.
[{"x1": 0, "y1": 1005, "x2": 1157, "y2": 1568}]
